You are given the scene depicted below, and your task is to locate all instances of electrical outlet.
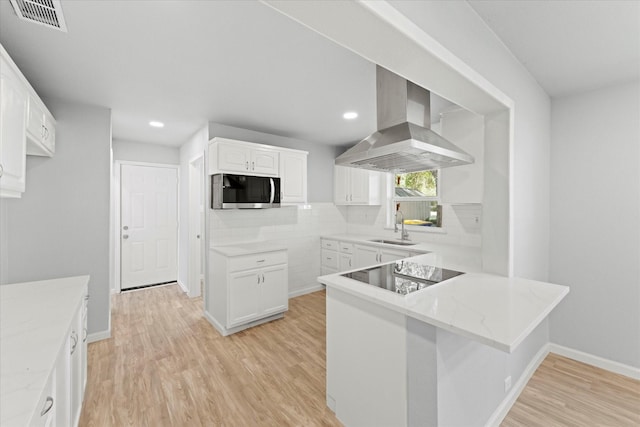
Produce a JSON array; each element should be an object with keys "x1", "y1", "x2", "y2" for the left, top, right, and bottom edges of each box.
[{"x1": 504, "y1": 376, "x2": 512, "y2": 392}]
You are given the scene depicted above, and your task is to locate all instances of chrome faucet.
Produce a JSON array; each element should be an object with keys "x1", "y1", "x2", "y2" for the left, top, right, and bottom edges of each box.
[{"x1": 395, "y1": 210, "x2": 410, "y2": 241}]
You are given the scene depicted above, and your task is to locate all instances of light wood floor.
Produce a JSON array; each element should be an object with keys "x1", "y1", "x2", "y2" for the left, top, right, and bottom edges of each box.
[{"x1": 79, "y1": 284, "x2": 639, "y2": 427}]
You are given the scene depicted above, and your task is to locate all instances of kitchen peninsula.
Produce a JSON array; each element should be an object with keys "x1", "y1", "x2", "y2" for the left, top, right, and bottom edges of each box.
[{"x1": 318, "y1": 240, "x2": 569, "y2": 427}]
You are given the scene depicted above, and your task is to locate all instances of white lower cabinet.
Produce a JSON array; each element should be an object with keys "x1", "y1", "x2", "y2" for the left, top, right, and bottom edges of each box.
[
  {"x1": 354, "y1": 244, "x2": 411, "y2": 268},
  {"x1": 208, "y1": 248, "x2": 288, "y2": 336},
  {"x1": 31, "y1": 371, "x2": 56, "y2": 427}
]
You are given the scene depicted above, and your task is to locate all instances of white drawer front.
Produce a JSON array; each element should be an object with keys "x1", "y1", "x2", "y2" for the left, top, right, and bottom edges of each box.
[
  {"x1": 321, "y1": 239, "x2": 338, "y2": 250},
  {"x1": 321, "y1": 249, "x2": 339, "y2": 269},
  {"x1": 228, "y1": 251, "x2": 287, "y2": 272},
  {"x1": 339, "y1": 242, "x2": 354, "y2": 254}
]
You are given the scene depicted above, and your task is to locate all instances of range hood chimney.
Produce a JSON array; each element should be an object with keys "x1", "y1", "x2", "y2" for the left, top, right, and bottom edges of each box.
[{"x1": 335, "y1": 66, "x2": 474, "y2": 172}]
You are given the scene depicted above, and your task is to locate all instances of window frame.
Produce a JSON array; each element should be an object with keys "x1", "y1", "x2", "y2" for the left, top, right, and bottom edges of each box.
[{"x1": 387, "y1": 170, "x2": 444, "y2": 231}]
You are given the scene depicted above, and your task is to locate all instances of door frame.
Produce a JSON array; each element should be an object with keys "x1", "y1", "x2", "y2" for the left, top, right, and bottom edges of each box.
[
  {"x1": 114, "y1": 160, "x2": 180, "y2": 293},
  {"x1": 187, "y1": 154, "x2": 204, "y2": 297}
]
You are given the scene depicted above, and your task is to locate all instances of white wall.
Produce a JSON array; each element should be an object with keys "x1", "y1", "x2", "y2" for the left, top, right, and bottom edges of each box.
[
  {"x1": 0, "y1": 98, "x2": 112, "y2": 337},
  {"x1": 178, "y1": 126, "x2": 208, "y2": 290},
  {"x1": 385, "y1": 0, "x2": 551, "y2": 281},
  {"x1": 549, "y1": 81, "x2": 640, "y2": 368},
  {"x1": 112, "y1": 139, "x2": 180, "y2": 165}
]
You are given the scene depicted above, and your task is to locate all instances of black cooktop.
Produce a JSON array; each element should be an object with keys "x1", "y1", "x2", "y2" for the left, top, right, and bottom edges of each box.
[{"x1": 341, "y1": 260, "x2": 464, "y2": 295}]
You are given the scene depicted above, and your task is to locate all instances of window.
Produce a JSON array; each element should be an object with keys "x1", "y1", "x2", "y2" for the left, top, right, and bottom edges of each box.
[{"x1": 392, "y1": 171, "x2": 441, "y2": 227}]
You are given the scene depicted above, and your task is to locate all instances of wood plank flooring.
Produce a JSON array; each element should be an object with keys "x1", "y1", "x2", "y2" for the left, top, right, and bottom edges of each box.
[{"x1": 79, "y1": 284, "x2": 639, "y2": 427}]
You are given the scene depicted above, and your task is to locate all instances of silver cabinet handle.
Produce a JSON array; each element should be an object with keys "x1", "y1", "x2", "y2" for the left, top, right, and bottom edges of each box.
[
  {"x1": 0, "y1": 163, "x2": 3, "y2": 178},
  {"x1": 349, "y1": 259, "x2": 352, "y2": 267},
  {"x1": 246, "y1": 161, "x2": 249, "y2": 170},
  {"x1": 262, "y1": 274, "x2": 265, "y2": 283},
  {"x1": 123, "y1": 225, "x2": 129, "y2": 230},
  {"x1": 83, "y1": 327, "x2": 88, "y2": 343},
  {"x1": 257, "y1": 275, "x2": 260, "y2": 284},
  {"x1": 122, "y1": 234, "x2": 129, "y2": 239},
  {"x1": 71, "y1": 331, "x2": 78, "y2": 354},
  {"x1": 40, "y1": 396, "x2": 54, "y2": 416},
  {"x1": 196, "y1": 234, "x2": 200, "y2": 239}
]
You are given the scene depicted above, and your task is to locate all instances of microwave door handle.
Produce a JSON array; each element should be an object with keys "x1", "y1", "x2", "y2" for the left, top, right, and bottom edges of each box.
[{"x1": 269, "y1": 178, "x2": 275, "y2": 203}]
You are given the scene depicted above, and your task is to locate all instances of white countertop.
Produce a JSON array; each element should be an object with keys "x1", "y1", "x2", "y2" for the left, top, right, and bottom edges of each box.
[
  {"x1": 1, "y1": 275, "x2": 89, "y2": 426},
  {"x1": 318, "y1": 242, "x2": 568, "y2": 353},
  {"x1": 210, "y1": 241, "x2": 288, "y2": 256}
]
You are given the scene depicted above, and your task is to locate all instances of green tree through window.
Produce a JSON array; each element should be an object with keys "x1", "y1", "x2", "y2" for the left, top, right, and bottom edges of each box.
[{"x1": 395, "y1": 171, "x2": 437, "y2": 197}]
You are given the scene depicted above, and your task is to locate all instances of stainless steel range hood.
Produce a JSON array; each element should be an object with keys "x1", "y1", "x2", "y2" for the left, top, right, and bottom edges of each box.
[{"x1": 335, "y1": 66, "x2": 474, "y2": 172}]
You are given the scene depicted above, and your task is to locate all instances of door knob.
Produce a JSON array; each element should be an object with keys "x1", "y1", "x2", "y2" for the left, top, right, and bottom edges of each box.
[
  {"x1": 122, "y1": 234, "x2": 129, "y2": 239},
  {"x1": 123, "y1": 225, "x2": 129, "y2": 230},
  {"x1": 196, "y1": 234, "x2": 200, "y2": 239}
]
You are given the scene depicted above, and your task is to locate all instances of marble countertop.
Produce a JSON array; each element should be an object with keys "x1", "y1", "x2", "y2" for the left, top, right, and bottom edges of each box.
[
  {"x1": 1, "y1": 275, "x2": 89, "y2": 426},
  {"x1": 210, "y1": 241, "x2": 288, "y2": 257},
  {"x1": 318, "y1": 248, "x2": 568, "y2": 353}
]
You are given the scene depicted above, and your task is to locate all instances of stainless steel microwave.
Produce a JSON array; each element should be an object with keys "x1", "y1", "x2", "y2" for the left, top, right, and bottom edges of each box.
[{"x1": 211, "y1": 173, "x2": 281, "y2": 209}]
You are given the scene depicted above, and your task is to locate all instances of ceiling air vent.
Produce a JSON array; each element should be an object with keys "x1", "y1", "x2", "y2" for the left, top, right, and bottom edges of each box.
[{"x1": 9, "y1": 0, "x2": 68, "y2": 32}]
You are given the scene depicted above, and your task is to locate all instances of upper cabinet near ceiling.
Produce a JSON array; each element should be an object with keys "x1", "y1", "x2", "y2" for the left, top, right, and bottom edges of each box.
[
  {"x1": 279, "y1": 150, "x2": 307, "y2": 204},
  {"x1": 26, "y1": 94, "x2": 56, "y2": 156},
  {"x1": 208, "y1": 137, "x2": 308, "y2": 204},
  {"x1": 210, "y1": 138, "x2": 279, "y2": 176},
  {"x1": 334, "y1": 165, "x2": 381, "y2": 205},
  {"x1": 439, "y1": 109, "x2": 484, "y2": 204},
  {"x1": 0, "y1": 51, "x2": 27, "y2": 198},
  {"x1": 0, "y1": 43, "x2": 56, "y2": 198}
]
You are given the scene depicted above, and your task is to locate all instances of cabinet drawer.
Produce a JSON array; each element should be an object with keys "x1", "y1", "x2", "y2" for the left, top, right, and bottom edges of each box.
[
  {"x1": 339, "y1": 242, "x2": 354, "y2": 254},
  {"x1": 321, "y1": 249, "x2": 339, "y2": 269},
  {"x1": 228, "y1": 250, "x2": 287, "y2": 272},
  {"x1": 322, "y1": 239, "x2": 338, "y2": 250}
]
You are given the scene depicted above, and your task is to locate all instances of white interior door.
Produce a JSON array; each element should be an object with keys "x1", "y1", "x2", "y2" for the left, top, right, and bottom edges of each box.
[
  {"x1": 188, "y1": 156, "x2": 204, "y2": 297},
  {"x1": 121, "y1": 164, "x2": 178, "y2": 289}
]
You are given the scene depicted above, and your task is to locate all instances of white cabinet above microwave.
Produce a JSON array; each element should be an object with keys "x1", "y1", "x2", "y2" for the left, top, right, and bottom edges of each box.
[{"x1": 209, "y1": 138, "x2": 279, "y2": 177}]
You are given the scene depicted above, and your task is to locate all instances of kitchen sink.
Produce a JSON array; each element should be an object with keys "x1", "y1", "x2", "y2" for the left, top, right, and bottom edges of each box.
[{"x1": 368, "y1": 239, "x2": 417, "y2": 246}]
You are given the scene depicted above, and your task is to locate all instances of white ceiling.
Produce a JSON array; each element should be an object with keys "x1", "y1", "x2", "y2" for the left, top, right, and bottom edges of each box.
[
  {"x1": 0, "y1": 1, "x2": 637, "y2": 147},
  {"x1": 468, "y1": 0, "x2": 640, "y2": 98}
]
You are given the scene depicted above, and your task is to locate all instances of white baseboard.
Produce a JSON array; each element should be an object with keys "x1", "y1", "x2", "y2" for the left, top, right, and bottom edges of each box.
[
  {"x1": 87, "y1": 329, "x2": 111, "y2": 343},
  {"x1": 289, "y1": 283, "x2": 325, "y2": 298},
  {"x1": 203, "y1": 309, "x2": 284, "y2": 336},
  {"x1": 549, "y1": 343, "x2": 640, "y2": 380},
  {"x1": 177, "y1": 280, "x2": 188, "y2": 294},
  {"x1": 485, "y1": 344, "x2": 550, "y2": 427}
]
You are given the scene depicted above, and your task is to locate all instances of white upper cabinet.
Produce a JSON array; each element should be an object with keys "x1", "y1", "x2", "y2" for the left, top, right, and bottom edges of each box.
[
  {"x1": 334, "y1": 165, "x2": 381, "y2": 205},
  {"x1": 439, "y1": 109, "x2": 485, "y2": 204},
  {"x1": 0, "y1": 52, "x2": 27, "y2": 198},
  {"x1": 26, "y1": 94, "x2": 56, "y2": 156},
  {"x1": 279, "y1": 150, "x2": 308, "y2": 203},
  {"x1": 208, "y1": 137, "x2": 309, "y2": 204},
  {"x1": 0, "y1": 43, "x2": 55, "y2": 198},
  {"x1": 209, "y1": 138, "x2": 279, "y2": 176}
]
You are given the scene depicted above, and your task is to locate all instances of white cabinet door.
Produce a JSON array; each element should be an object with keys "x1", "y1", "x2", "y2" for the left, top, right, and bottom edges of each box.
[
  {"x1": 228, "y1": 269, "x2": 261, "y2": 327},
  {"x1": 380, "y1": 248, "x2": 411, "y2": 263},
  {"x1": 355, "y1": 244, "x2": 379, "y2": 268},
  {"x1": 260, "y1": 264, "x2": 288, "y2": 316},
  {"x1": 334, "y1": 165, "x2": 350, "y2": 204},
  {"x1": 334, "y1": 166, "x2": 380, "y2": 205},
  {"x1": 31, "y1": 371, "x2": 56, "y2": 427},
  {"x1": 279, "y1": 151, "x2": 307, "y2": 203},
  {"x1": 339, "y1": 253, "x2": 353, "y2": 271},
  {"x1": 439, "y1": 109, "x2": 485, "y2": 203},
  {"x1": 0, "y1": 55, "x2": 27, "y2": 198},
  {"x1": 70, "y1": 306, "x2": 83, "y2": 427},
  {"x1": 251, "y1": 148, "x2": 278, "y2": 176},
  {"x1": 26, "y1": 94, "x2": 44, "y2": 144},
  {"x1": 350, "y1": 168, "x2": 371, "y2": 204},
  {"x1": 217, "y1": 142, "x2": 251, "y2": 173}
]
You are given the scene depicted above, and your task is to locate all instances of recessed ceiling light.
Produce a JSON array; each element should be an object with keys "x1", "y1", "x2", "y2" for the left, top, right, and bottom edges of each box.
[
  {"x1": 343, "y1": 111, "x2": 358, "y2": 120},
  {"x1": 149, "y1": 121, "x2": 164, "y2": 128}
]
